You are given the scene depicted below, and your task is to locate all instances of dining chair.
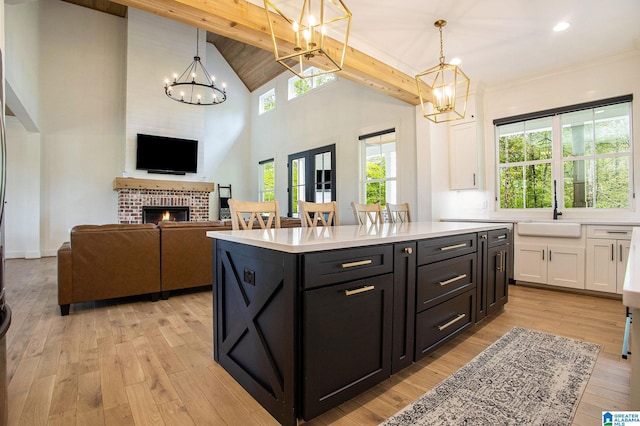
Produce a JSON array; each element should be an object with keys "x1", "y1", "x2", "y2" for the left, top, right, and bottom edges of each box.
[
  {"x1": 386, "y1": 202, "x2": 411, "y2": 223},
  {"x1": 228, "y1": 199, "x2": 281, "y2": 230},
  {"x1": 298, "y1": 201, "x2": 339, "y2": 227},
  {"x1": 351, "y1": 202, "x2": 383, "y2": 225}
]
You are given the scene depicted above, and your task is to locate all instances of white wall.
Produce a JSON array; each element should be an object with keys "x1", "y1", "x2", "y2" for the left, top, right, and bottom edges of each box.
[
  {"x1": 124, "y1": 10, "x2": 251, "y2": 219},
  {"x1": 433, "y1": 51, "x2": 640, "y2": 222},
  {"x1": 5, "y1": 117, "x2": 40, "y2": 258},
  {"x1": 4, "y1": 0, "x2": 39, "y2": 132},
  {"x1": 204, "y1": 43, "x2": 252, "y2": 217},
  {"x1": 250, "y1": 73, "x2": 417, "y2": 224},
  {"x1": 37, "y1": 1, "x2": 126, "y2": 256}
]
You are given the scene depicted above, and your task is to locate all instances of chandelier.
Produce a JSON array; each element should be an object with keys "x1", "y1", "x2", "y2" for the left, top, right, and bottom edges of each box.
[
  {"x1": 263, "y1": 0, "x2": 352, "y2": 78},
  {"x1": 164, "y1": 28, "x2": 227, "y2": 106},
  {"x1": 415, "y1": 20, "x2": 469, "y2": 123}
]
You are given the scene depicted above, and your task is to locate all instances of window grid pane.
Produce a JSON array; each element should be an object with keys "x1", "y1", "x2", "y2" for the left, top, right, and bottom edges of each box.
[
  {"x1": 362, "y1": 131, "x2": 396, "y2": 207},
  {"x1": 497, "y1": 100, "x2": 632, "y2": 210}
]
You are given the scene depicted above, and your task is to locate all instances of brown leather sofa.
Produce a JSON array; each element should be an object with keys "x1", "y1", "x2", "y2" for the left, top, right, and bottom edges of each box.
[
  {"x1": 158, "y1": 221, "x2": 225, "y2": 297},
  {"x1": 57, "y1": 224, "x2": 161, "y2": 316},
  {"x1": 57, "y1": 218, "x2": 302, "y2": 315}
]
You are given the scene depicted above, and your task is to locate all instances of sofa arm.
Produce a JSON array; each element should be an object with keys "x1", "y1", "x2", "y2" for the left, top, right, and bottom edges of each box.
[{"x1": 57, "y1": 242, "x2": 72, "y2": 315}]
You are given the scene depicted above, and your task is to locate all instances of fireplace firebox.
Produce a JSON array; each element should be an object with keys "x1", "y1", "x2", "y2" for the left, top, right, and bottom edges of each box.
[{"x1": 142, "y1": 206, "x2": 190, "y2": 224}]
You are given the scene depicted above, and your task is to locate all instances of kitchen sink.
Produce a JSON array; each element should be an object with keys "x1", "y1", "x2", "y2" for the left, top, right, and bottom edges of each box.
[{"x1": 516, "y1": 221, "x2": 582, "y2": 238}]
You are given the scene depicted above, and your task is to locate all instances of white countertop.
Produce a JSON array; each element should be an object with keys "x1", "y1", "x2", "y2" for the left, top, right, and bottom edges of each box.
[
  {"x1": 442, "y1": 218, "x2": 640, "y2": 226},
  {"x1": 623, "y1": 227, "x2": 640, "y2": 309},
  {"x1": 207, "y1": 221, "x2": 511, "y2": 254}
]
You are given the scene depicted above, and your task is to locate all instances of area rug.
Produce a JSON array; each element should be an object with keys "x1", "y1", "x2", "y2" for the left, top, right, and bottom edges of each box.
[{"x1": 381, "y1": 327, "x2": 600, "y2": 426}]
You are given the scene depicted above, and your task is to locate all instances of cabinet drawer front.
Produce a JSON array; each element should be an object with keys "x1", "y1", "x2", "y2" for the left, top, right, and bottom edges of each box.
[
  {"x1": 416, "y1": 253, "x2": 476, "y2": 311},
  {"x1": 303, "y1": 245, "x2": 393, "y2": 289},
  {"x1": 417, "y1": 233, "x2": 476, "y2": 265},
  {"x1": 415, "y1": 289, "x2": 475, "y2": 360},
  {"x1": 586, "y1": 225, "x2": 633, "y2": 240},
  {"x1": 488, "y1": 228, "x2": 510, "y2": 247}
]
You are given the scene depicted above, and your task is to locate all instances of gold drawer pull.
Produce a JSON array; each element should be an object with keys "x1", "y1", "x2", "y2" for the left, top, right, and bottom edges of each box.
[
  {"x1": 440, "y1": 243, "x2": 467, "y2": 251},
  {"x1": 497, "y1": 235, "x2": 507, "y2": 239},
  {"x1": 437, "y1": 313, "x2": 466, "y2": 331},
  {"x1": 439, "y1": 274, "x2": 467, "y2": 286},
  {"x1": 341, "y1": 259, "x2": 373, "y2": 268},
  {"x1": 345, "y1": 285, "x2": 375, "y2": 296}
]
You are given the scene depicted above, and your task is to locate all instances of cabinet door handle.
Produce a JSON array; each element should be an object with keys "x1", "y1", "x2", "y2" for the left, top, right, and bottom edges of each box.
[
  {"x1": 497, "y1": 251, "x2": 505, "y2": 272},
  {"x1": 542, "y1": 250, "x2": 544, "y2": 261},
  {"x1": 620, "y1": 244, "x2": 623, "y2": 262},
  {"x1": 437, "y1": 313, "x2": 466, "y2": 331},
  {"x1": 497, "y1": 235, "x2": 507, "y2": 240},
  {"x1": 440, "y1": 243, "x2": 467, "y2": 251},
  {"x1": 341, "y1": 259, "x2": 372, "y2": 269},
  {"x1": 473, "y1": 173, "x2": 476, "y2": 186},
  {"x1": 344, "y1": 285, "x2": 375, "y2": 296},
  {"x1": 439, "y1": 274, "x2": 467, "y2": 286},
  {"x1": 612, "y1": 244, "x2": 615, "y2": 261},
  {"x1": 549, "y1": 250, "x2": 552, "y2": 262},
  {"x1": 404, "y1": 247, "x2": 413, "y2": 254}
]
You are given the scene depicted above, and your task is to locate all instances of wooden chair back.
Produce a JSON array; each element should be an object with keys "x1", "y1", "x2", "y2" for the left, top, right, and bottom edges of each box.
[
  {"x1": 386, "y1": 202, "x2": 411, "y2": 223},
  {"x1": 351, "y1": 202, "x2": 383, "y2": 225},
  {"x1": 228, "y1": 199, "x2": 281, "y2": 230},
  {"x1": 298, "y1": 201, "x2": 339, "y2": 227}
]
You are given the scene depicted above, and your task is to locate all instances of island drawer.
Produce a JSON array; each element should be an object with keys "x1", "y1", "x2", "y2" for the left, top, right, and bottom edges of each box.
[
  {"x1": 488, "y1": 228, "x2": 510, "y2": 247},
  {"x1": 303, "y1": 245, "x2": 393, "y2": 289},
  {"x1": 415, "y1": 289, "x2": 475, "y2": 360},
  {"x1": 416, "y1": 253, "x2": 476, "y2": 312},
  {"x1": 417, "y1": 233, "x2": 476, "y2": 265}
]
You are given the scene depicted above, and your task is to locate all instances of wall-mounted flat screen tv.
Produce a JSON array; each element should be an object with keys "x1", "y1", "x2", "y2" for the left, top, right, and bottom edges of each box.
[{"x1": 136, "y1": 133, "x2": 198, "y2": 175}]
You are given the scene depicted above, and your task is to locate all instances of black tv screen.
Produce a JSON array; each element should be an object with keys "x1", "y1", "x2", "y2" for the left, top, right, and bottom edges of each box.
[{"x1": 136, "y1": 133, "x2": 198, "y2": 175}]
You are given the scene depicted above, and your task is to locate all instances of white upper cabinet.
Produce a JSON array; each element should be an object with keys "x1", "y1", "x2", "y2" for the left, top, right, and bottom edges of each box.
[{"x1": 448, "y1": 93, "x2": 484, "y2": 190}]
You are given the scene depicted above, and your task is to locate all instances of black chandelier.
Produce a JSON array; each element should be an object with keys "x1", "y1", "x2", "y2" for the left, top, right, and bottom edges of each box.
[{"x1": 164, "y1": 28, "x2": 227, "y2": 106}]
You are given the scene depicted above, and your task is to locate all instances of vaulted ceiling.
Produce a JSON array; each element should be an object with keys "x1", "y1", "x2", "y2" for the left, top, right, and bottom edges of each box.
[{"x1": 61, "y1": 0, "x2": 640, "y2": 103}]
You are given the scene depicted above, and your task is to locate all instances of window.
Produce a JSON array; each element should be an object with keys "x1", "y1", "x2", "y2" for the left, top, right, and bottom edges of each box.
[
  {"x1": 287, "y1": 67, "x2": 336, "y2": 100},
  {"x1": 258, "y1": 158, "x2": 275, "y2": 202},
  {"x1": 288, "y1": 145, "x2": 336, "y2": 217},
  {"x1": 259, "y1": 88, "x2": 276, "y2": 115},
  {"x1": 359, "y1": 129, "x2": 397, "y2": 208},
  {"x1": 496, "y1": 96, "x2": 633, "y2": 210}
]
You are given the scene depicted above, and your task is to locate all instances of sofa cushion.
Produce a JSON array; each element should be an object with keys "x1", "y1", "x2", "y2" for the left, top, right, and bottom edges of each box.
[{"x1": 70, "y1": 223, "x2": 161, "y2": 303}]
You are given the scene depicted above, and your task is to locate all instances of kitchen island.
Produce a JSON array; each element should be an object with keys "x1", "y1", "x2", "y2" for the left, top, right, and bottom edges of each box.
[{"x1": 208, "y1": 221, "x2": 512, "y2": 425}]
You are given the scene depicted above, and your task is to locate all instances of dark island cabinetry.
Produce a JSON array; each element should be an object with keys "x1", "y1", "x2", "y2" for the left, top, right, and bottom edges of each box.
[
  {"x1": 212, "y1": 224, "x2": 511, "y2": 425},
  {"x1": 301, "y1": 244, "x2": 395, "y2": 419},
  {"x1": 415, "y1": 233, "x2": 477, "y2": 359},
  {"x1": 477, "y1": 229, "x2": 511, "y2": 322}
]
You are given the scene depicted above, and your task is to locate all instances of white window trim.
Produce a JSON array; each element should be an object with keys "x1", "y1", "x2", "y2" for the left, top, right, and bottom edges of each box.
[{"x1": 259, "y1": 88, "x2": 276, "y2": 115}]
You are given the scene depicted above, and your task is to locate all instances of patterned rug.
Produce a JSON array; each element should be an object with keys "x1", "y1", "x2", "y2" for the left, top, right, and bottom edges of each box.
[{"x1": 381, "y1": 327, "x2": 600, "y2": 426}]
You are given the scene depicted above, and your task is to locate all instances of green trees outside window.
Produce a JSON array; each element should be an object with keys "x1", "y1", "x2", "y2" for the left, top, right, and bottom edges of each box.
[
  {"x1": 361, "y1": 130, "x2": 396, "y2": 208},
  {"x1": 497, "y1": 101, "x2": 632, "y2": 210},
  {"x1": 288, "y1": 67, "x2": 336, "y2": 99},
  {"x1": 259, "y1": 159, "x2": 275, "y2": 202}
]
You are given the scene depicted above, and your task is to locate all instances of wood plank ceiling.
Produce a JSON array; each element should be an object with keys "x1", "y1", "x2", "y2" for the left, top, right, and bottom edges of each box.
[{"x1": 61, "y1": 0, "x2": 421, "y2": 104}]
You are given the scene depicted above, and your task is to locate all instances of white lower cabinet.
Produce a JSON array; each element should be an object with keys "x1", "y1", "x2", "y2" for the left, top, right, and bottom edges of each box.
[
  {"x1": 585, "y1": 226, "x2": 632, "y2": 294},
  {"x1": 515, "y1": 243, "x2": 585, "y2": 289}
]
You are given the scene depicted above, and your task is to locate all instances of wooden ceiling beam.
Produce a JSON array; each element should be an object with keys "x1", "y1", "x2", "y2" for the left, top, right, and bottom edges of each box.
[{"x1": 110, "y1": 0, "x2": 421, "y2": 105}]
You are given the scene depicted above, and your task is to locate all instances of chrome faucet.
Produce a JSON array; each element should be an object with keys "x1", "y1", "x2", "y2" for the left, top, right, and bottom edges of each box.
[{"x1": 553, "y1": 180, "x2": 562, "y2": 220}]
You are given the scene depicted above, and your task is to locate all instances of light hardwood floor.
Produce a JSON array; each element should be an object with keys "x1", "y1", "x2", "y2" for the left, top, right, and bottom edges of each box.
[{"x1": 4, "y1": 257, "x2": 631, "y2": 425}]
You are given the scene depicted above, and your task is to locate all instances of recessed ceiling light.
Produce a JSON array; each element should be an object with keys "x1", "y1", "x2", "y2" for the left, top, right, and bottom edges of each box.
[
  {"x1": 450, "y1": 57, "x2": 462, "y2": 65},
  {"x1": 553, "y1": 21, "x2": 570, "y2": 32}
]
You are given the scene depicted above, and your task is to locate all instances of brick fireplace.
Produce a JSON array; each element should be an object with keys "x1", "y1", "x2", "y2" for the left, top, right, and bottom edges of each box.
[{"x1": 113, "y1": 177, "x2": 214, "y2": 224}]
